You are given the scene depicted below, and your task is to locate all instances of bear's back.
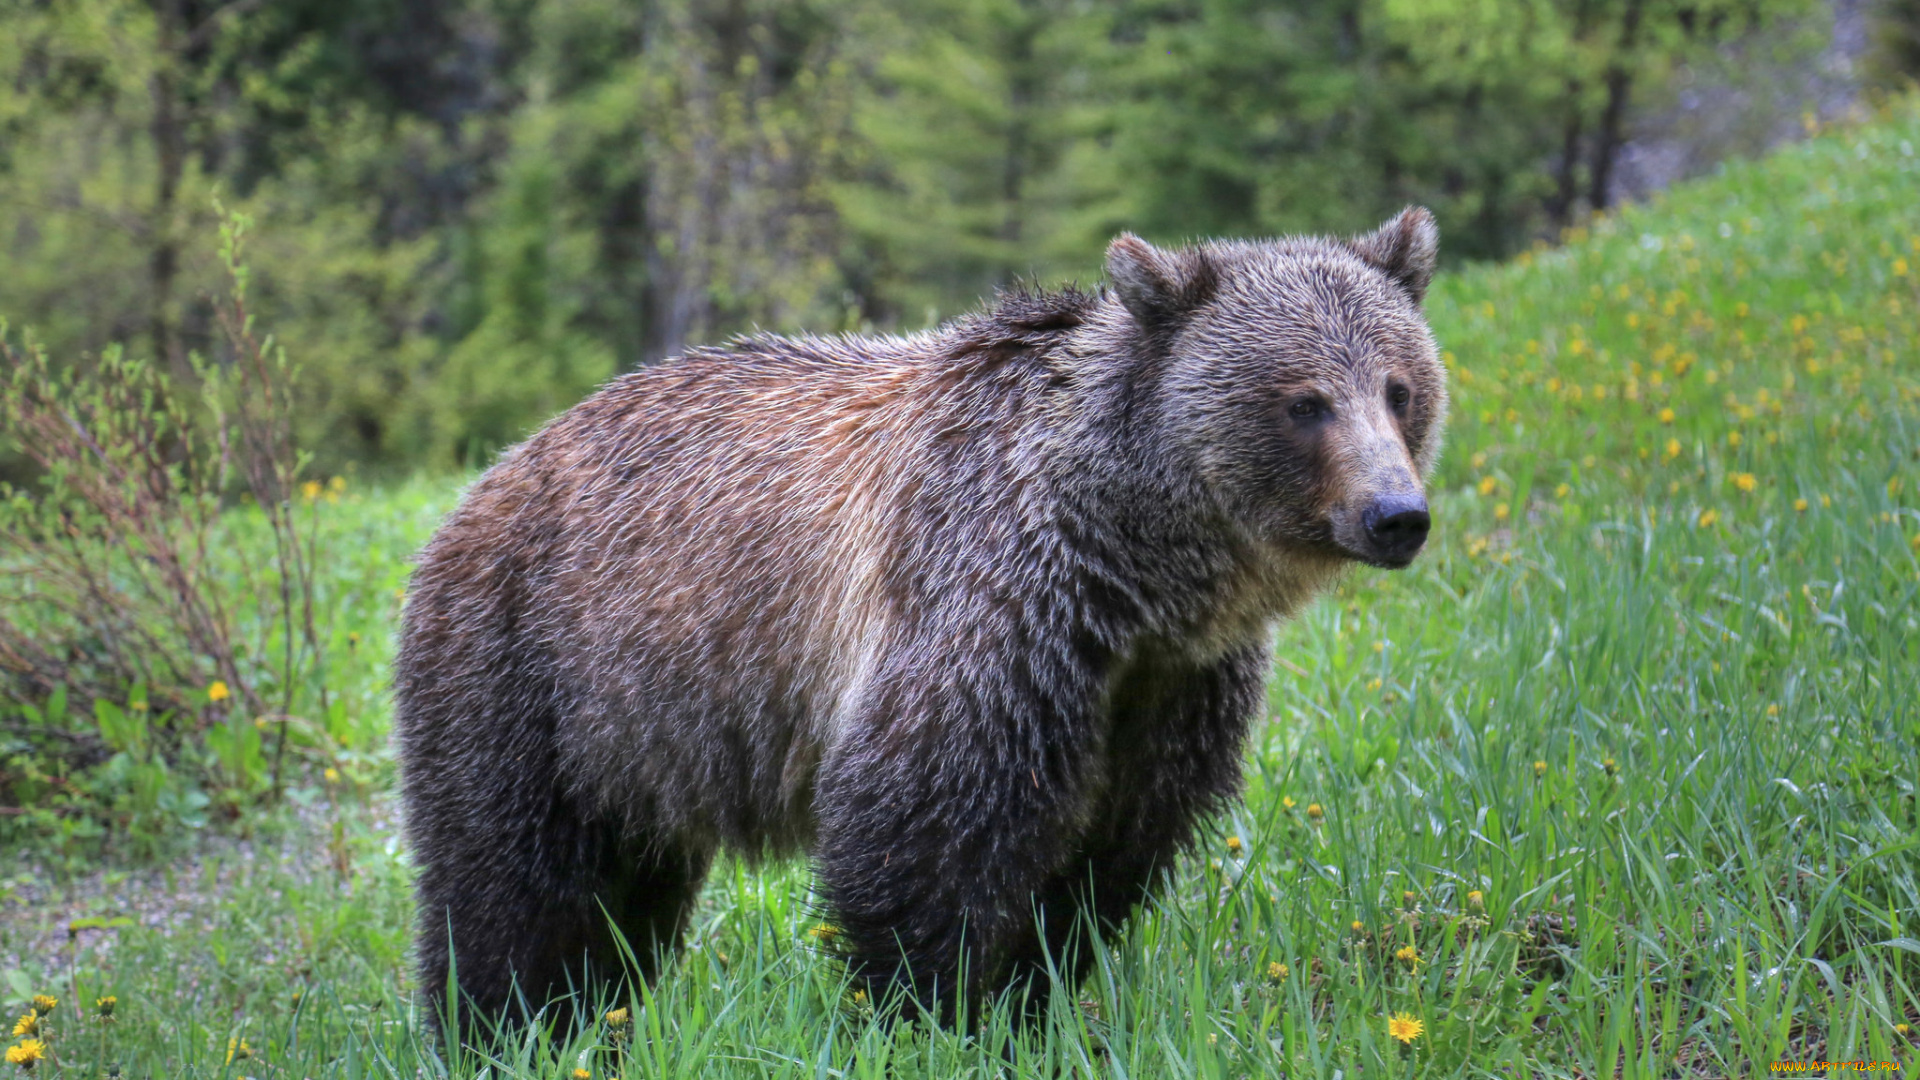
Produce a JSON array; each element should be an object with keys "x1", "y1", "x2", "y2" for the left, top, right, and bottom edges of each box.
[{"x1": 405, "y1": 305, "x2": 1095, "y2": 849}]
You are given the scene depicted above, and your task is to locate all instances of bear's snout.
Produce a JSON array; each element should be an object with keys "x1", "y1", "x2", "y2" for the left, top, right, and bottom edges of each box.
[{"x1": 1359, "y1": 493, "x2": 1430, "y2": 568}]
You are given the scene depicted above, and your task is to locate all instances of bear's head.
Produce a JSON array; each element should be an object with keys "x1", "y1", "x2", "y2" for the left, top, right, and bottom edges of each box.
[{"x1": 1106, "y1": 208, "x2": 1449, "y2": 570}]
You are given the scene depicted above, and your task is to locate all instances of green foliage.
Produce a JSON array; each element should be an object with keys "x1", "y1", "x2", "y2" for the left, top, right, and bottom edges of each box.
[
  {"x1": 0, "y1": 0, "x2": 1832, "y2": 474},
  {"x1": 4, "y1": 100, "x2": 1916, "y2": 1075},
  {"x1": 1871, "y1": 0, "x2": 1920, "y2": 86},
  {"x1": 835, "y1": 0, "x2": 1123, "y2": 322},
  {"x1": 0, "y1": 210, "x2": 453, "y2": 859}
]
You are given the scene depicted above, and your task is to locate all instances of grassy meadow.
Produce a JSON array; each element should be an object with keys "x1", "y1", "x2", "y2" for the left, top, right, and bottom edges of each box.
[{"x1": 4, "y1": 103, "x2": 1920, "y2": 1079}]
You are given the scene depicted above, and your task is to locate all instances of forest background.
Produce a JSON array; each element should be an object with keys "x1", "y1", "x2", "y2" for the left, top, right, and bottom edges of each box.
[
  {"x1": 2, "y1": 3, "x2": 1919, "y2": 1071},
  {"x1": 2, "y1": 0, "x2": 1902, "y2": 481}
]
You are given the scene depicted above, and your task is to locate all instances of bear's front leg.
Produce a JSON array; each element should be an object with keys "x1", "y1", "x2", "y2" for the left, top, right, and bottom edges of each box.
[
  {"x1": 996, "y1": 643, "x2": 1273, "y2": 1021},
  {"x1": 811, "y1": 638, "x2": 1106, "y2": 1025}
]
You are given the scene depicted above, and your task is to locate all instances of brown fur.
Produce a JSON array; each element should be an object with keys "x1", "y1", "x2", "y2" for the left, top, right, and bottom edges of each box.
[{"x1": 395, "y1": 208, "x2": 1448, "y2": 1032}]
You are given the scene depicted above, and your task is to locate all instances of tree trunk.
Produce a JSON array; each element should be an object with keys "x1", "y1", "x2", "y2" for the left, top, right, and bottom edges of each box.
[
  {"x1": 999, "y1": 4, "x2": 1039, "y2": 257},
  {"x1": 1588, "y1": 0, "x2": 1645, "y2": 213},
  {"x1": 638, "y1": 0, "x2": 718, "y2": 365},
  {"x1": 150, "y1": 0, "x2": 189, "y2": 380},
  {"x1": 1546, "y1": 86, "x2": 1584, "y2": 231}
]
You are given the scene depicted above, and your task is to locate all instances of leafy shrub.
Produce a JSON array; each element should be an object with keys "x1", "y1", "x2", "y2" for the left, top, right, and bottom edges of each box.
[{"x1": 0, "y1": 209, "x2": 333, "y2": 852}]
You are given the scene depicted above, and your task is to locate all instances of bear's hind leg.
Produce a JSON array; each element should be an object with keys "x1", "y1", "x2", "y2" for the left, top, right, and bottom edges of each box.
[
  {"x1": 586, "y1": 837, "x2": 714, "y2": 996},
  {"x1": 412, "y1": 786, "x2": 710, "y2": 1041}
]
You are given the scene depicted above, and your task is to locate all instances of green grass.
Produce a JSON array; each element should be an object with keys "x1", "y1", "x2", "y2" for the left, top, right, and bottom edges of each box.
[{"x1": 5, "y1": 101, "x2": 1920, "y2": 1077}]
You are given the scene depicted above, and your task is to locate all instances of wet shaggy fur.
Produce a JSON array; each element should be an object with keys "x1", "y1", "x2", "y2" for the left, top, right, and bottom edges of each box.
[{"x1": 395, "y1": 209, "x2": 1449, "y2": 1032}]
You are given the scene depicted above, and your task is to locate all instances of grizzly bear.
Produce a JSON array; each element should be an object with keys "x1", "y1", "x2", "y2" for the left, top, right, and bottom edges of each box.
[{"x1": 395, "y1": 208, "x2": 1447, "y2": 1033}]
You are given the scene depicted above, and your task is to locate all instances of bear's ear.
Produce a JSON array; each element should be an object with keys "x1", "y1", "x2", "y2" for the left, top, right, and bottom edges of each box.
[
  {"x1": 1106, "y1": 233, "x2": 1219, "y2": 330},
  {"x1": 1350, "y1": 206, "x2": 1439, "y2": 305}
]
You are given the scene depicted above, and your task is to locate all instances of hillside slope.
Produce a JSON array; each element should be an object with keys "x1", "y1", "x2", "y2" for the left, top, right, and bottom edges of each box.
[{"x1": 5, "y1": 100, "x2": 1918, "y2": 1079}]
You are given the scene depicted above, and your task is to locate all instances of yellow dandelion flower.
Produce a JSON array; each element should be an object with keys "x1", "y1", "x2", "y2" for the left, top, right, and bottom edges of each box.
[
  {"x1": 10, "y1": 1013, "x2": 35, "y2": 1038},
  {"x1": 1658, "y1": 407, "x2": 1675, "y2": 424},
  {"x1": 347, "y1": 632, "x2": 361, "y2": 649},
  {"x1": 1602, "y1": 757, "x2": 1619, "y2": 775},
  {"x1": 1266, "y1": 961, "x2": 1289, "y2": 981},
  {"x1": 1350, "y1": 920, "x2": 1365, "y2": 934},
  {"x1": 1477, "y1": 476, "x2": 1497, "y2": 496},
  {"x1": 301, "y1": 479, "x2": 322, "y2": 500},
  {"x1": 329, "y1": 475, "x2": 348, "y2": 493},
  {"x1": 1897, "y1": 1022, "x2": 1912, "y2": 1036},
  {"x1": 1664, "y1": 438, "x2": 1682, "y2": 461},
  {"x1": 1306, "y1": 803, "x2": 1324, "y2": 822},
  {"x1": 604, "y1": 1007, "x2": 631, "y2": 1029},
  {"x1": 1366, "y1": 677, "x2": 1383, "y2": 692},
  {"x1": 26, "y1": 1000, "x2": 51, "y2": 1019},
  {"x1": 1820, "y1": 494, "x2": 1831, "y2": 508},
  {"x1": 324, "y1": 767, "x2": 340, "y2": 784},
  {"x1": 808, "y1": 924, "x2": 841, "y2": 942},
  {"x1": 1732, "y1": 472, "x2": 1756, "y2": 493},
  {"x1": 1766, "y1": 704, "x2": 1780, "y2": 717},
  {"x1": 1281, "y1": 796, "x2": 1296, "y2": 811},
  {"x1": 1727, "y1": 431, "x2": 1742, "y2": 448},
  {"x1": 1395, "y1": 945, "x2": 1419, "y2": 965},
  {"x1": 573, "y1": 1070, "x2": 590, "y2": 1079},
  {"x1": 226, "y1": 1037, "x2": 251, "y2": 1064},
  {"x1": 1555, "y1": 483, "x2": 1570, "y2": 499},
  {"x1": 1697, "y1": 508, "x2": 1719, "y2": 528},
  {"x1": 1467, "y1": 889, "x2": 1484, "y2": 909},
  {"x1": 1533, "y1": 760, "x2": 1548, "y2": 777},
  {"x1": 1794, "y1": 498, "x2": 1808, "y2": 512},
  {"x1": 95, "y1": 996, "x2": 115, "y2": 1019},
  {"x1": 208, "y1": 680, "x2": 230, "y2": 703},
  {"x1": 5, "y1": 1040, "x2": 43, "y2": 1068},
  {"x1": 1896, "y1": 258, "x2": 1910, "y2": 277},
  {"x1": 1226, "y1": 836, "x2": 1243, "y2": 855},
  {"x1": 1387, "y1": 1012, "x2": 1425, "y2": 1044},
  {"x1": 1401, "y1": 890, "x2": 1416, "y2": 906}
]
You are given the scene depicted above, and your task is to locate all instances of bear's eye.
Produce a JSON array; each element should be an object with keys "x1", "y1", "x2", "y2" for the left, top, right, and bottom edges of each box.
[
  {"x1": 1387, "y1": 384, "x2": 1412, "y2": 410},
  {"x1": 1289, "y1": 397, "x2": 1325, "y2": 420}
]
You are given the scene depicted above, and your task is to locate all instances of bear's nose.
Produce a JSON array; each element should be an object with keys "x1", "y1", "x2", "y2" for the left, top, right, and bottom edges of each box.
[{"x1": 1361, "y1": 494, "x2": 1430, "y2": 565}]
